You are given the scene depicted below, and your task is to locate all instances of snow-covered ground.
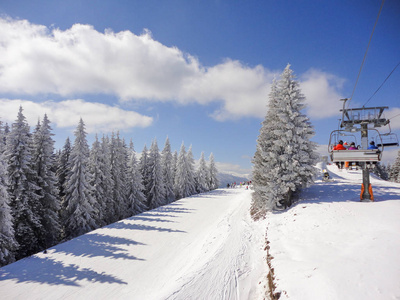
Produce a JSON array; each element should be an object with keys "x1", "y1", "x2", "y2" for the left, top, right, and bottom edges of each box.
[
  {"x1": 2, "y1": 163, "x2": 400, "y2": 300},
  {"x1": 0, "y1": 188, "x2": 268, "y2": 300},
  {"x1": 268, "y1": 164, "x2": 400, "y2": 299}
]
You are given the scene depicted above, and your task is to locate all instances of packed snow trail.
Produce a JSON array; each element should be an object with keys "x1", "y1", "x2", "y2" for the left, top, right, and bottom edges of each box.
[
  {"x1": 0, "y1": 188, "x2": 268, "y2": 300},
  {"x1": 267, "y1": 164, "x2": 400, "y2": 299}
]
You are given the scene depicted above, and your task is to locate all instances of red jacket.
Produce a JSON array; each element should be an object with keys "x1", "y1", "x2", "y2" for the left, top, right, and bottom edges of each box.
[{"x1": 333, "y1": 144, "x2": 346, "y2": 150}]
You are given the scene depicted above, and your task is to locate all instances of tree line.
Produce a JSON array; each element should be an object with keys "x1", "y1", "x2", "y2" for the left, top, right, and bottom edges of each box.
[{"x1": 0, "y1": 107, "x2": 219, "y2": 267}]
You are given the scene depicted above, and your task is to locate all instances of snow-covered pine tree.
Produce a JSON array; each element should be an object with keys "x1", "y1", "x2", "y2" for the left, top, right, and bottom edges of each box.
[
  {"x1": 208, "y1": 153, "x2": 219, "y2": 190},
  {"x1": 174, "y1": 143, "x2": 194, "y2": 200},
  {"x1": 146, "y1": 139, "x2": 166, "y2": 209},
  {"x1": 252, "y1": 64, "x2": 317, "y2": 215},
  {"x1": 89, "y1": 135, "x2": 107, "y2": 227},
  {"x1": 0, "y1": 151, "x2": 18, "y2": 267},
  {"x1": 171, "y1": 150, "x2": 178, "y2": 184},
  {"x1": 109, "y1": 132, "x2": 129, "y2": 221},
  {"x1": 186, "y1": 145, "x2": 197, "y2": 196},
  {"x1": 126, "y1": 140, "x2": 147, "y2": 214},
  {"x1": 389, "y1": 150, "x2": 400, "y2": 182},
  {"x1": 6, "y1": 106, "x2": 43, "y2": 259},
  {"x1": 139, "y1": 144, "x2": 150, "y2": 199},
  {"x1": 100, "y1": 135, "x2": 114, "y2": 225},
  {"x1": 196, "y1": 152, "x2": 209, "y2": 193},
  {"x1": 31, "y1": 114, "x2": 61, "y2": 249},
  {"x1": 56, "y1": 137, "x2": 71, "y2": 202},
  {"x1": 161, "y1": 137, "x2": 175, "y2": 204},
  {"x1": 251, "y1": 80, "x2": 280, "y2": 218},
  {"x1": 62, "y1": 118, "x2": 97, "y2": 240}
]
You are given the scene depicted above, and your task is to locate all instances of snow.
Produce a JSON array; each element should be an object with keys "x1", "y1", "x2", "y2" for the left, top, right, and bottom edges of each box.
[
  {"x1": 268, "y1": 164, "x2": 400, "y2": 299},
  {"x1": 0, "y1": 188, "x2": 268, "y2": 300},
  {"x1": 1, "y1": 163, "x2": 400, "y2": 299}
]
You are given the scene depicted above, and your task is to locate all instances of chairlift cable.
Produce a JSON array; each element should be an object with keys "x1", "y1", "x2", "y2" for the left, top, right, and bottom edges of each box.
[
  {"x1": 363, "y1": 61, "x2": 400, "y2": 107},
  {"x1": 347, "y1": 0, "x2": 385, "y2": 109}
]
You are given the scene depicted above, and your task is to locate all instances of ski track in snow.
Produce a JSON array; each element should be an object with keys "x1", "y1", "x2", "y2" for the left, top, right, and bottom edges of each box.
[{"x1": 0, "y1": 188, "x2": 268, "y2": 300}]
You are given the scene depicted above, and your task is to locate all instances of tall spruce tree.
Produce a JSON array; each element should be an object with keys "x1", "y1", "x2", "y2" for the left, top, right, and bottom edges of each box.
[
  {"x1": 6, "y1": 106, "x2": 43, "y2": 258},
  {"x1": 389, "y1": 150, "x2": 400, "y2": 182},
  {"x1": 100, "y1": 135, "x2": 114, "y2": 224},
  {"x1": 161, "y1": 137, "x2": 175, "y2": 204},
  {"x1": 146, "y1": 139, "x2": 166, "y2": 209},
  {"x1": 126, "y1": 141, "x2": 147, "y2": 214},
  {"x1": 89, "y1": 135, "x2": 106, "y2": 227},
  {"x1": 62, "y1": 119, "x2": 97, "y2": 240},
  {"x1": 186, "y1": 146, "x2": 198, "y2": 196},
  {"x1": 0, "y1": 151, "x2": 18, "y2": 267},
  {"x1": 196, "y1": 152, "x2": 209, "y2": 193},
  {"x1": 174, "y1": 143, "x2": 196, "y2": 199},
  {"x1": 56, "y1": 137, "x2": 71, "y2": 202},
  {"x1": 252, "y1": 64, "x2": 317, "y2": 216},
  {"x1": 208, "y1": 153, "x2": 219, "y2": 190},
  {"x1": 31, "y1": 114, "x2": 61, "y2": 249}
]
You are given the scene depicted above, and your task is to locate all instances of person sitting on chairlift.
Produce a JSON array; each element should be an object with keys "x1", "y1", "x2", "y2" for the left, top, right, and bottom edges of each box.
[
  {"x1": 348, "y1": 142, "x2": 357, "y2": 150},
  {"x1": 367, "y1": 141, "x2": 378, "y2": 150},
  {"x1": 333, "y1": 140, "x2": 346, "y2": 150}
]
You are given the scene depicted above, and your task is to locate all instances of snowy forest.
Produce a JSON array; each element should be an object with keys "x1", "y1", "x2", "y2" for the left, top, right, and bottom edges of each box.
[{"x1": 0, "y1": 107, "x2": 219, "y2": 267}]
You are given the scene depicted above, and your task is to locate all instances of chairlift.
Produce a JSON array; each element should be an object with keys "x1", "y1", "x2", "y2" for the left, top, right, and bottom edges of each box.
[
  {"x1": 328, "y1": 129, "x2": 383, "y2": 163},
  {"x1": 376, "y1": 124, "x2": 399, "y2": 147}
]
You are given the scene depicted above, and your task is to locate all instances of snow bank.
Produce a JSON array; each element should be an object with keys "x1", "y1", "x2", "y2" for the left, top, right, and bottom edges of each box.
[{"x1": 267, "y1": 164, "x2": 400, "y2": 299}]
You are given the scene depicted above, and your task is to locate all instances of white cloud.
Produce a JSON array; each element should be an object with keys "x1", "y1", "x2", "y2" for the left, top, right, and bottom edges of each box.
[
  {"x1": 300, "y1": 69, "x2": 345, "y2": 119},
  {"x1": 0, "y1": 17, "x2": 345, "y2": 121},
  {"x1": 386, "y1": 107, "x2": 400, "y2": 130},
  {"x1": 0, "y1": 99, "x2": 153, "y2": 133}
]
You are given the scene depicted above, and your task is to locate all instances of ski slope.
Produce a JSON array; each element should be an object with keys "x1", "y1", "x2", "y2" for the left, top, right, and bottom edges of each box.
[
  {"x1": 267, "y1": 164, "x2": 400, "y2": 299},
  {"x1": 0, "y1": 188, "x2": 268, "y2": 300}
]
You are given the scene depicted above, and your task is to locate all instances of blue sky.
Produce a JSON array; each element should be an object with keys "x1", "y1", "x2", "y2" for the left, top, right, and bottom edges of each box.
[{"x1": 0, "y1": 0, "x2": 399, "y2": 174}]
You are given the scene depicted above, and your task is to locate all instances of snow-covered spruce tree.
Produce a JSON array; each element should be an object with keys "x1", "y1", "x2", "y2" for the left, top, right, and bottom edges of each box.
[
  {"x1": 88, "y1": 135, "x2": 107, "y2": 227},
  {"x1": 56, "y1": 137, "x2": 71, "y2": 202},
  {"x1": 139, "y1": 144, "x2": 150, "y2": 200},
  {"x1": 208, "y1": 153, "x2": 219, "y2": 190},
  {"x1": 252, "y1": 64, "x2": 317, "y2": 216},
  {"x1": 99, "y1": 135, "x2": 114, "y2": 225},
  {"x1": 171, "y1": 150, "x2": 178, "y2": 185},
  {"x1": 109, "y1": 132, "x2": 129, "y2": 221},
  {"x1": 62, "y1": 118, "x2": 97, "y2": 240},
  {"x1": 174, "y1": 143, "x2": 195, "y2": 200},
  {"x1": 6, "y1": 106, "x2": 43, "y2": 259},
  {"x1": 252, "y1": 79, "x2": 281, "y2": 217},
  {"x1": 389, "y1": 150, "x2": 400, "y2": 182},
  {"x1": 186, "y1": 146, "x2": 198, "y2": 196},
  {"x1": 146, "y1": 139, "x2": 166, "y2": 209},
  {"x1": 196, "y1": 152, "x2": 209, "y2": 193},
  {"x1": 31, "y1": 114, "x2": 61, "y2": 249},
  {"x1": 126, "y1": 140, "x2": 147, "y2": 215},
  {"x1": 161, "y1": 137, "x2": 175, "y2": 204},
  {"x1": 0, "y1": 151, "x2": 18, "y2": 267}
]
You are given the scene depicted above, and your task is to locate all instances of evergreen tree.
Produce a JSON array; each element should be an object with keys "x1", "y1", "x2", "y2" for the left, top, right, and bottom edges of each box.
[
  {"x1": 196, "y1": 152, "x2": 209, "y2": 193},
  {"x1": 0, "y1": 151, "x2": 18, "y2": 267},
  {"x1": 56, "y1": 137, "x2": 71, "y2": 201},
  {"x1": 126, "y1": 141, "x2": 147, "y2": 214},
  {"x1": 174, "y1": 143, "x2": 194, "y2": 199},
  {"x1": 89, "y1": 135, "x2": 106, "y2": 227},
  {"x1": 186, "y1": 146, "x2": 197, "y2": 195},
  {"x1": 252, "y1": 65, "x2": 317, "y2": 216},
  {"x1": 6, "y1": 106, "x2": 43, "y2": 258},
  {"x1": 31, "y1": 114, "x2": 61, "y2": 249},
  {"x1": 62, "y1": 119, "x2": 97, "y2": 240},
  {"x1": 161, "y1": 137, "x2": 175, "y2": 204},
  {"x1": 208, "y1": 153, "x2": 219, "y2": 190},
  {"x1": 139, "y1": 144, "x2": 150, "y2": 198},
  {"x1": 100, "y1": 135, "x2": 114, "y2": 224},
  {"x1": 389, "y1": 150, "x2": 400, "y2": 182},
  {"x1": 146, "y1": 139, "x2": 166, "y2": 209},
  {"x1": 109, "y1": 132, "x2": 129, "y2": 221}
]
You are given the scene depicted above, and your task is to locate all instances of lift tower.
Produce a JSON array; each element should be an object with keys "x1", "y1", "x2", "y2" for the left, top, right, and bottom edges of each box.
[{"x1": 339, "y1": 98, "x2": 389, "y2": 200}]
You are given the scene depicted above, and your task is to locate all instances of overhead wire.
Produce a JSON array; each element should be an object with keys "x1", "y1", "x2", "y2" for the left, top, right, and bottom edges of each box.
[
  {"x1": 363, "y1": 61, "x2": 400, "y2": 107},
  {"x1": 347, "y1": 0, "x2": 385, "y2": 109}
]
